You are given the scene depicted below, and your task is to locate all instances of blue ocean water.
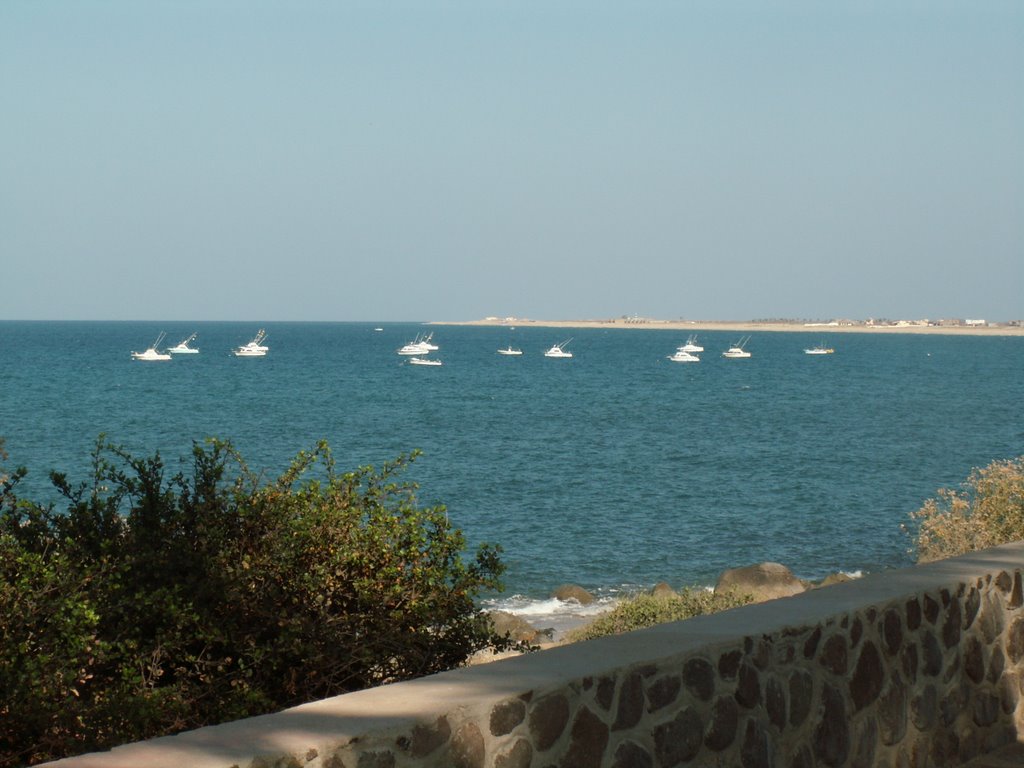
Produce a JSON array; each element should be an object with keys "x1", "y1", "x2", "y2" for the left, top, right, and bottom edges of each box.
[{"x1": 1, "y1": 322, "x2": 1022, "y2": 624}]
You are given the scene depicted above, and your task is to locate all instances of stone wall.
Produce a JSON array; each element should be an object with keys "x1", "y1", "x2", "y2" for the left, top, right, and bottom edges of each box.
[{"x1": 44, "y1": 542, "x2": 1024, "y2": 768}]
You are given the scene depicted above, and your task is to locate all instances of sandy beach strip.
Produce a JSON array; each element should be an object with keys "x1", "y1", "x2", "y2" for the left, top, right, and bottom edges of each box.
[{"x1": 429, "y1": 318, "x2": 1024, "y2": 337}]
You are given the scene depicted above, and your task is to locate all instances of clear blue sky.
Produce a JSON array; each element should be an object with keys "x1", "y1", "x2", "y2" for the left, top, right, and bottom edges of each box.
[{"x1": 2, "y1": 1, "x2": 1022, "y2": 322}]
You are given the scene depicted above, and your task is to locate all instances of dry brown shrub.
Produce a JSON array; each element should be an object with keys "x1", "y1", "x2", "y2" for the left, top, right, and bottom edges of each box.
[{"x1": 910, "y1": 457, "x2": 1024, "y2": 562}]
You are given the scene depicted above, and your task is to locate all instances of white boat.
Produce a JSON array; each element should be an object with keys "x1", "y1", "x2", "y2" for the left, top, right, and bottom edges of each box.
[
  {"x1": 678, "y1": 335, "x2": 704, "y2": 353},
  {"x1": 167, "y1": 333, "x2": 199, "y2": 354},
  {"x1": 804, "y1": 344, "x2": 835, "y2": 355},
  {"x1": 722, "y1": 336, "x2": 752, "y2": 359},
  {"x1": 667, "y1": 350, "x2": 700, "y2": 363},
  {"x1": 497, "y1": 345, "x2": 523, "y2": 356},
  {"x1": 408, "y1": 356, "x2": 442, "y2": 366},
  {"x1": 398, "y1": 334, "x2": 435, "y2": 356},
  {"x1": 419, "y1": 332, "x2": 439, "y2": 351},
  {"x1": 544, "y1": 339, "x2": 574, "y2": 358},
  {"x1": 234, "y1": 329, "x2": 269, "y2": 357},
  {"x1": 131, "y1": 332, "x2": 172, "y2": 361}
]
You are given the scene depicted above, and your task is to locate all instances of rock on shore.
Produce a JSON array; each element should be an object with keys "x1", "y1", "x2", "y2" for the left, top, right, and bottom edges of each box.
[{"x1": 714, "y1": 561, "x2": 806, "y2": 602}]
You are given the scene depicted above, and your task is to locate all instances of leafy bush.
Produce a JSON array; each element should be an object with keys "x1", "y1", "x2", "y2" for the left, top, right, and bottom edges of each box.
[
  {"x1": 0, "y1": 438, "x2": 518, "y2": 766},
  {"x1": 909, "y1": 456, "x2": 1024, "y2": 563},
  {"x1": 565, "y1": 588, "x2": 753, "y2": 643}
]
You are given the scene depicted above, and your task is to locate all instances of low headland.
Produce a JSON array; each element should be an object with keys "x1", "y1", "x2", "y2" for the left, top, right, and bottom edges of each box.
[{"x1": 431, "y1": 316, "x2": 1024, "y2": 336}]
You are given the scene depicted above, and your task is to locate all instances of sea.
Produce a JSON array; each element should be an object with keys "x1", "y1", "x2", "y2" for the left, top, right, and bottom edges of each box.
[{"x1": 1, "y1": 321, "x2": 1021, "y2": 633}]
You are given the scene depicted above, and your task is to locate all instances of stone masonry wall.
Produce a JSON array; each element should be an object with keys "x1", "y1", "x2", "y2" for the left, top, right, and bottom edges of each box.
[
  {"x1": 325, "y1": 568, "x2": 1024, "y2": 768},
  {"x1": 43, "y1": 543, "x2": 1024, "y2": 768}
]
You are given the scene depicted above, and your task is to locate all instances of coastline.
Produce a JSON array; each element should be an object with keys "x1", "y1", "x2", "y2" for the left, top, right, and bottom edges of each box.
[{"x1": 429, "y1": 318, "x2": 1024, "y2": 337}]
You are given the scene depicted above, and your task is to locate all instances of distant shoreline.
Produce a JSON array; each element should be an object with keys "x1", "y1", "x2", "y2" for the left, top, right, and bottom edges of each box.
[{"x1": 429, "y1": 318, "x2": 1024, "y2": 337}]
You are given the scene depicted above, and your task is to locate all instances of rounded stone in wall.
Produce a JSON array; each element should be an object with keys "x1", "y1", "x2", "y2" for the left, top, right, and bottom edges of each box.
[
  {"x1": 942, "y1": 598, "x2": 963, "y2": 648},
  {"x1": 973, "y1": 692, "x2": 1001, "y2": 728},
  {"x1": 528, "y1": 693, "x2": 570, "y2": 752},
  {"x1": 881, "y1": 608, "x2": 903, "y2": 656},
  {"x1": 735, "y1": 663, "x2": 761, "y2": 709},
  {"x1": 921, "y1": 631, "x2": 943, "y2": 677},
  {"x1": 905, "y1": 597, "x2": 922, "y2": 631},
  {"x1": 979, "y1": 593, "x2": 1006, "y2": 643},
  {"x1": 911, "y1": 684, "x2": 938, "y2": 731},
  {"x1": 682, "y1": 657, "x2": 715, "y2": 701},
  {"x1": 819, "y1": 633, "x2": 848, "y2": 676},
  {"x1": 645, "y1": 674, "x2": 681, "y2": 713},
  {"x1": 409, "y1": 716, "x2": 451, "y2": 758},
  {"x1": 988, "y1": 645, "x2": 1006, "y2": 685},
  {"x1": 563, "y1": 706, "x2": 609, "y2": 768},
  {"x1": 850, "y1": 641, "x2": 884, "y2": 712},
  {"x1": 1006, "y1": 616, "x2": 1024, "y2": 663},
  {"x1": 613, "y1": 671, "x2": 645, "y2": 731},
  {"x1": 765, "y1": 676, "x2": 786, "y2": 731},
  {"x1": 964, "y1": 586, "x2": 982, "y2": 629},
  {"x1": 813, "y1": 684, "x2": 850, "y2": 767},
  {"x1": 653, "y1": 707, "x2": 702, "y2": 766},
  {"x1": 451, "y1": 722, "x2": 485, "y2": 768},
  {"x1": 788, "y1": 669, "x2": 814, "y2": 728},
  {"x1": 704, "y1": 696, "x2": 739, "y2": 752},
  {"x1": 718, "y1": 649, "x2": 743, "y2": 680},
  {"x1": 494, "y1": 739, "x2": 532, "y2": 768},
  {"x1": 900, "y1": 642, "x2": 918, "y2": 681},
  {"x1": 490, "y1": 699, "x2": 526, "y2": 737},
  {"x1": 877, "y1": 676, "x2": 908, "y2": 746},
  {"x1": 850, "y1": 714, "x2": 878, "y2": 768},
  {"x1": 923, "y1": 594, "x2": 940, "y2": 625},
  {"x1": 963, "y1": 636, "x2": 985, "y2": 685},
  {"x1": 611, "y1": 741, "x2": 653, "y2": 768},
  {"x1": 354, "y1": 751, "x2": 395, "y2": 768},
  {"x1": 740, "y1": 717, "x2": 772, "y2": 768}
]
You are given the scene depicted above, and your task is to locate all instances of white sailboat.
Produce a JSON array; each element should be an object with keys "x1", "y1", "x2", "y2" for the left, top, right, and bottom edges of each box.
[
  {"x1": 678, "y1": 335, "x2": 704, "y2": 353},
  {"x1": 804, "y1": 342, "x2": 835, "y2": 355},
  {"x1": 722, "y1": 336, "x2": 752, "y2": 359},
  {"x1": 168, "y1": 333, "x2": 199, "y2": 354},
  {"x1": 131, "y1": 332, "x2": 172, "y2": 361},
  {"x1": 667, "y1": 349, "x2": 700, "y2": 363},
  {"x1": 234, "y1": 329, "x2": 269, "y2": 357},
  {"x1": 544, "y1": 339, "x2": 574, "y2": 358},
  {"x1": 398, "y1": 334, "x2": 436, "y2": 355}
]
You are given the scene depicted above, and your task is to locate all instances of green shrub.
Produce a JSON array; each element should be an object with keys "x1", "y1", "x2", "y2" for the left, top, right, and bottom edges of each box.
[
  {"x1": 909, "y1": 456, "x2": 1024, "y2": 563},
  {"x1": 0, "y1": 438, "x2": 518, "y2": 766},
  {"x1": 565, "y1": 588, "x2": 753, "y2": 643}
]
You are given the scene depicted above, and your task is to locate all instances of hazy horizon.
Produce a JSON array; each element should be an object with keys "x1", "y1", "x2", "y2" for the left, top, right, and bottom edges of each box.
[{"x1": 3, "y1": 2, "x2": 1021, "y2": 322}]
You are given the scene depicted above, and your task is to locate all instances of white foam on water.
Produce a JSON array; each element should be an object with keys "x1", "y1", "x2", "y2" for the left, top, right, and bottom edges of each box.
[{"x1": 482, "y1": 593, "x2": 620, "y2": 637}]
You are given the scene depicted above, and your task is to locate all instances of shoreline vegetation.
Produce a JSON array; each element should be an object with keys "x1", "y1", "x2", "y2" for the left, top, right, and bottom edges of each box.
[{"x1": 430, "y1": 317, "x2": 1024, "y2": 337}]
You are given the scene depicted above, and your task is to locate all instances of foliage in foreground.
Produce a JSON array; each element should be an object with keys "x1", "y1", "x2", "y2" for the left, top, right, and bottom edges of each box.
[
  {"x1": 565, "y1": 588, "x2": 753, "y2": 643},
  {"x1": 0, "y1": 438, "x2": 518, "y2": 767},
  {"x1": 909, "y1": 456, "x2": 1024, "y2": 563}
]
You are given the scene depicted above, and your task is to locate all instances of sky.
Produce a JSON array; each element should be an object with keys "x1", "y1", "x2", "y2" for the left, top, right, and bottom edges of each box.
[{"x1": 2, "y1": 1, "x2": 1022, "y2": 322}]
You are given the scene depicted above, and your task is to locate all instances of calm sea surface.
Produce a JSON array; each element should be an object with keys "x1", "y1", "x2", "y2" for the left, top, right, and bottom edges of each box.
[{"x1": 1, "y1": 321, "x2": 1022, "y2": 624}]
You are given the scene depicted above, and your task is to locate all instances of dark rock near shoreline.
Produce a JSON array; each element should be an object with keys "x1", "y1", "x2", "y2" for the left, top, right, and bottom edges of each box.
[
  {"x1": 488, "y1": 611, "x2": 546, "y2": 643},
  {"x1": 649, "y1": 582, "x2": 676, "y2": 598},
  {"x1": 715, "y1": 562, "x2": 805, "y2": 603},
  {"x1": 814, "y1": 572, "x2": 855, "y2": 588},
  {"x1": 552, "y1": 584, "x2": 596, "y2": 605}
]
